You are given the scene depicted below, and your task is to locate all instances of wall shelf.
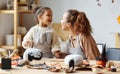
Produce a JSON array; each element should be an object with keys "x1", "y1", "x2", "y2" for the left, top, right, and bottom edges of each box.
[
  {"x1": 18, "y1": 2, "x2": 28, "y2": 5},
  {"x1": 0, "y1": 0, "x2": 18, "y2": 50},
  {"x1": 0, "y1": 0, "x2": 38, "y2": 50},
  {"x1": 18, "y1": 10, "x2": 32, "y2": 13},
  {"x1": 0, "y1": 10, "x2": 14, "y2": 14},
  {"x1": 0, "y1": 45, "x2": 14, "y2": 49},
  {"x1": 0, "y1": 0, "x2": 39, "y2": 50}
]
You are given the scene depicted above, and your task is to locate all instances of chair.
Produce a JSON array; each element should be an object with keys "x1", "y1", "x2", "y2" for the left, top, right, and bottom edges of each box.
[{"x1": 106, "y1": 48, "x2": 120, "y2": 60}]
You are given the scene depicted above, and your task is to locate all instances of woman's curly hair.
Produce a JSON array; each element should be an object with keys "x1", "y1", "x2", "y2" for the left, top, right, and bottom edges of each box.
[{"x1": 66, "y1": 9, "x2": 92, "y2": 36}]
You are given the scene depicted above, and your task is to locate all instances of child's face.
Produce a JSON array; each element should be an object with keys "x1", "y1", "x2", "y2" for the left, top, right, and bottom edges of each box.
[{"x1": 39, "y1": 9, "x2": 53, "y2": 26}]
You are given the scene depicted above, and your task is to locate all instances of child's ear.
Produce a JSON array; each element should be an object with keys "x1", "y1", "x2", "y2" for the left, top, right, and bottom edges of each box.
[{"x1": 37, "y1": 14, "x2": 42, "y2": 19}]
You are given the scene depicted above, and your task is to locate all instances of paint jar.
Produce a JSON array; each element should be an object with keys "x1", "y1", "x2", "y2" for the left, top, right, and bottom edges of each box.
[
  {"x1": 6, "y1": 34, "x2": 14, "y2": 46},
  {"x1": 96, "y1": 57, "x2": 107, "y2": 67},
  {"x1": 1, "y1": 58, "x2": 11, "y2": 69}
]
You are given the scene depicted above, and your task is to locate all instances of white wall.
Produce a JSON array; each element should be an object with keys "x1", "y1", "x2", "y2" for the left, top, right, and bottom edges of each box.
[{"x1": 38, "y1": 0, "x2": 120, "y2": 47}]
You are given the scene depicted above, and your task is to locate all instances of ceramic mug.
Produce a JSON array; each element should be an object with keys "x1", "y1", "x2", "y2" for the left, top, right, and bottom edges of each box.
[{"x1": 6, "y1": 34, "x2": 14, "y2": 46}]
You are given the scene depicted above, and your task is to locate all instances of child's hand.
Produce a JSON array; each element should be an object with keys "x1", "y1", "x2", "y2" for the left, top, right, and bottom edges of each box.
[{"x1": 24, "y1": 41, "x2": 33, "y2": 48}]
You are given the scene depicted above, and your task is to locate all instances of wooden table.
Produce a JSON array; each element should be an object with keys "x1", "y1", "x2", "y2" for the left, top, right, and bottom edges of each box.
[{"x1": 0, "y1": 58, "x2": 120, "y2": 74}]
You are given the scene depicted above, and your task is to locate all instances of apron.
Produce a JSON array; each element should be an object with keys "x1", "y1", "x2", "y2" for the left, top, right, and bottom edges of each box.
[
  {"x1": 33, "y1": 29, "x2": 53, "y2": 58},
  {"x1": 68, "y1": 35, "x2": 86, "y2": 58}
]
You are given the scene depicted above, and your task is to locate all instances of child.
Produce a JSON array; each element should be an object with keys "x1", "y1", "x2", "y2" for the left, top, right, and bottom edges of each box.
[{"x1": 21, "y1": 6, "x2": 61, "y2": 63}]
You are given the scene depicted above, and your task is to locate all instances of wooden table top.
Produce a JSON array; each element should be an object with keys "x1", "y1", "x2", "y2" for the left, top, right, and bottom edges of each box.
[{"x1": 0, "y1": 58, "x2": 120, "y2": 74}]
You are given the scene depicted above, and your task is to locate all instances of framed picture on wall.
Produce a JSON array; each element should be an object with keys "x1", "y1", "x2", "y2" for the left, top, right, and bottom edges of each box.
[{"x1": 97, "y1": 43, "x2": 104, "y2": 54}]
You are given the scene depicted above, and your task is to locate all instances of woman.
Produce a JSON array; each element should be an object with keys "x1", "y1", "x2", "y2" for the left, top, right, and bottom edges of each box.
[{"x1": 59, "y1": 9, "x2": 100, "y2": 60}]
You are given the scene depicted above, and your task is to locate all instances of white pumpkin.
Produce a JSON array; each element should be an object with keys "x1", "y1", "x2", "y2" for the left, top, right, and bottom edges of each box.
[{"x1": 64, "y1": 54, "x2": 83, "y2": 66}]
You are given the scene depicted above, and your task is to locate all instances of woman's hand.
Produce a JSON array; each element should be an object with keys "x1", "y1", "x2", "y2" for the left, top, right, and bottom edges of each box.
[
  {"x1": 54, "y1": 51, "x2": 62, "y2": 58},
  {"x1": 54, "y1": 51, "x2": 68, "y2": 59}
]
